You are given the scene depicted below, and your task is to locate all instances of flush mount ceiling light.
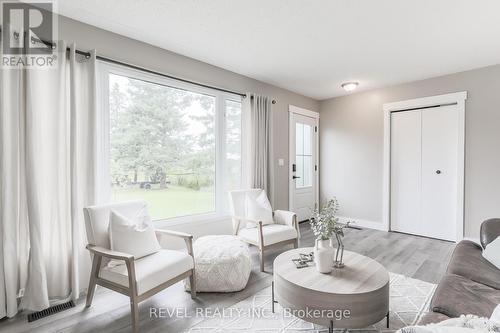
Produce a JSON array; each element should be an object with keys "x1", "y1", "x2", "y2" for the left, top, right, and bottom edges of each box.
[{"x1": 341, "y1": 82, "x2": 359, "y2": 92}]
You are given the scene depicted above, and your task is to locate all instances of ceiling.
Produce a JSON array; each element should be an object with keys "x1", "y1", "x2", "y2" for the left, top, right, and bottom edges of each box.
[{"x1": 55, "y1": 0, "x2": 500, "y2": 100}]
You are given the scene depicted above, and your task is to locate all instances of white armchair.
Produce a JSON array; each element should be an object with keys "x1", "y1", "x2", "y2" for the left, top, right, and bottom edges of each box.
[
  {"x1": 228, "y1": 189, "x2": 299, "y2": 272},
  {"x1": 83, "y1": 201, "x2": 196, "y2": 332}
]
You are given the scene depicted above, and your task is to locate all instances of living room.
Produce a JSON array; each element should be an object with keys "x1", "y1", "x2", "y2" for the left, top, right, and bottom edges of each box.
[{"x1": 1, "y1": 1, "x2": 500, "y2": 332}]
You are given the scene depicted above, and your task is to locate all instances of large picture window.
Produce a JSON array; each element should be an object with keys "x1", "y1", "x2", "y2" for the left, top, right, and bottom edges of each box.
[{"x1": 99, "y1": 63, "x2": 242, "y2": 222}]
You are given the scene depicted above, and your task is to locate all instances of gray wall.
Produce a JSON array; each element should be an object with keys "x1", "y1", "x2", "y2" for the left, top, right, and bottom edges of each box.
[
  {"x1": 57, "y1": 15, "x2": 319, "y2": 211},
  {"x1": 319, "y1": 64, "x2": 500, "y2": 238}
]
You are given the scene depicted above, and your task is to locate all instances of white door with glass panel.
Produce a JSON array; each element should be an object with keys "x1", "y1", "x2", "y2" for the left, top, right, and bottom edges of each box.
[{"x1": 289, "y1": 107, "x2": 319, "y2": 222}]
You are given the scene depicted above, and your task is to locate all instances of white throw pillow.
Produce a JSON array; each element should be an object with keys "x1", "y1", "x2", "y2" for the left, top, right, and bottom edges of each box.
[
  {"x1": 109, "y1": 210, "x2": 161, "y2": 259},
  {"x1": 245, "y1": 191, "x2": 273, "y2": 228},
  {"x1": 482, "y1": 236, "x2": 500, "y2": 269}
]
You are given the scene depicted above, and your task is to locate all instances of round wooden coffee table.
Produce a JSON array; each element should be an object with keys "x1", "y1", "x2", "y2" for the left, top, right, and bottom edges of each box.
[{"x1": 273, "y1": 247, "x2": 389, "y2": 332}]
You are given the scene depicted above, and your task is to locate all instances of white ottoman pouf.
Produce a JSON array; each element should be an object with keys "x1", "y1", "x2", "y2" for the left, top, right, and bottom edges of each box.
[{"x1": 184, "y1": 235, "x2": 251, "y2": 292}]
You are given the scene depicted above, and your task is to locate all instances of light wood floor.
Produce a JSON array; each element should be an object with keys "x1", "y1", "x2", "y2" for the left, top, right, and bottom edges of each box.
[{"x1": 0, "y1": 224, "x2": 455, "y2": 333}]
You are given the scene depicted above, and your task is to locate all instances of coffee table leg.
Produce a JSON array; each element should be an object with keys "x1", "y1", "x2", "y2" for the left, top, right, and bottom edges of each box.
[
  {"x1": 271, "y1": 281, "x2": 275, "y2": 313},
  {"x1": 386, "y1": 311, "x2": 390, "y2": 328}
]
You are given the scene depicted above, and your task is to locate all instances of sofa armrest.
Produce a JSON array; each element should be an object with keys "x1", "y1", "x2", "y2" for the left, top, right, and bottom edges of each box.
[
  {"x1": 480, "y1": 218, "x2": 500, "y2": 248},
  {"x1": 86, "y1": 244, "x2": 134, "y2": 261}
]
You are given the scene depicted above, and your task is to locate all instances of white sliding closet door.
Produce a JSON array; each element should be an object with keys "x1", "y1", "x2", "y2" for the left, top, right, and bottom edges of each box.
[
  {"x1": 390, "y1": 111, "x2": 422, "y2": 237},
  {"x1": 390, "y1": 105, "x2": 459, "y2": 241},
  {"x1": 421, "y1": 106, "x2": 458, "y2": 241}
]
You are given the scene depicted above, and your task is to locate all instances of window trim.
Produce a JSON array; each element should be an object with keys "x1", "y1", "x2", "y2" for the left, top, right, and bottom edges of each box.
[{"x1": 97, "y1": 61, "x2": 242, "y2": 226}]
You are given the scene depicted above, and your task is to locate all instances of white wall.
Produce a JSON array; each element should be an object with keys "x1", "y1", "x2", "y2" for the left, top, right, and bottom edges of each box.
[{"x1": 319, "y1": 64, "x2": 500, "y2": 238}]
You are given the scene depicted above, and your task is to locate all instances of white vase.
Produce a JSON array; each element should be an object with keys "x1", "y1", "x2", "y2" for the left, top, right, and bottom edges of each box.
[{"x1": 314, "y1": 238, "x2": 335, "y2": 273}]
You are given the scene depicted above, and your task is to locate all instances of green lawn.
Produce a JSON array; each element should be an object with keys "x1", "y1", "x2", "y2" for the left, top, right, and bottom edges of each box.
[{"x1": 112, "y1": 185, "x2": 215, "y2": 220}]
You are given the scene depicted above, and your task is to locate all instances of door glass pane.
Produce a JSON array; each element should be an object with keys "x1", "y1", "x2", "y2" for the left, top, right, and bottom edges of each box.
[
  {"x1": 296, "y1": 123, "x2": 304, "y2": 155},
  {"x1": 303, "y1": 156, "x2": 312, "y2": 187},
  {"x1": 303, "y1": 124, "x2": 312, "y2": 155},
  {"x1": 295, "y1": 121, "x2": 313, "y2": 188}
]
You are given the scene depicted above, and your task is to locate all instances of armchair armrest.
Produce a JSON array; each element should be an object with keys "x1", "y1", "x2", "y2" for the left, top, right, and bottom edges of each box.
[
  {"x1": 232, "y1": 216, "x2": 261, "y2": 225},
  {"x1": 155, "y1": 229, "x2": 193, "y2": 240},
  {"x1": 231, "y1": 216, "x2": 261, "y2": 235},
  {"x1": 86, "y1": 244, "x2": 137, "y2": 293},
  {"x1": 155, "y1": 229, "x2": 194, "y2": 257},
  {"x1": 86, "y1": 244, "x2": 134, "y2": 261},
  {"x1": 274, "y1": 210, "x2": 300, "y2": 238},
  {"x1": 274, "y1": 210, "x2": 297, "y2": 227}
]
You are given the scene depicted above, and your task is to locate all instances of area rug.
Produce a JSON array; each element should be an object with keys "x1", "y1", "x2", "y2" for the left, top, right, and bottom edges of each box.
[{"x1": 184, "y1": 273, "x2": 436, "y2": 333}]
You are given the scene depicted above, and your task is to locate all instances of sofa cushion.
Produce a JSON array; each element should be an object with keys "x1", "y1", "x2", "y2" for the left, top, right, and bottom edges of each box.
[
  {"x1": 99, "y1": 249, "x2": 193, "y2": 295},
  {"x1": 430, "y1": 274, "x2": 500, "y2": 318},
  {"x1": 447, "y1": 240, "x2": 500, "y2": 290},
  {"x1": 418, "y1": 312, "x2": 451, "y2": 325}
]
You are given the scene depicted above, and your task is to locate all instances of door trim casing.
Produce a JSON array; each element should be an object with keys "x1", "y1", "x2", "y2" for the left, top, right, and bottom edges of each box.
[
  {"x1": 382, "y1": 91, "x2": 467, "y2": 241},
  {"x1": 289, "y1": 105, "x2": 320, "y2": 119},
  {"x1": 288, "y1": 105, "x2": 319, "y2": 218}
]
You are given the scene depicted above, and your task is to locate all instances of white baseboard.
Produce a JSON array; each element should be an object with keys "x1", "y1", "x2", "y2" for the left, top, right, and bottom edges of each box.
[{"x1": 338, "y1": 216, "x2": 388, "y2": 232}]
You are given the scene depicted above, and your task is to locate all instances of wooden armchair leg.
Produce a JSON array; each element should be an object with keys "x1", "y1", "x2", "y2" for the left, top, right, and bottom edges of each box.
[
  {"x1": 259, "y1": 248, "x2": 265, "y2": 272},
  {"x1": 189, "y1": 270, "x2": 197, "y2": 299},
  {"x1": 126, "y1": 259, "x2": 139, "y2": 332},
  {"x1": 258, "y1": 221, "x2": 265, "y2": 272},
  {"x1": 130, "y1": 299, "x2": 139, "y2": 333},
  {"x1": 85, "y1": 254, "x2": 101, "y2": 308}
]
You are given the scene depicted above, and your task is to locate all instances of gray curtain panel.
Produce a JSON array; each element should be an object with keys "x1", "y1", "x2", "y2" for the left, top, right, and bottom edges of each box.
[{"x1": 248, "y1": 94, "x2": 272, "y2": 199}]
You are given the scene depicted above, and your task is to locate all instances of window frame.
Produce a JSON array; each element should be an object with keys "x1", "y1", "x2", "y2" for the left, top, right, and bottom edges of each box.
[{"x1": 97, "y1": 61, "x2": 243, "y2": 226}]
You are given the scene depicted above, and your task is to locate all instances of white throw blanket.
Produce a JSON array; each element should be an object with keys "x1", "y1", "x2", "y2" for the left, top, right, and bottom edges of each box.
[{"x1": 398, "y1": 314, "x2": 500, "y2": 333}]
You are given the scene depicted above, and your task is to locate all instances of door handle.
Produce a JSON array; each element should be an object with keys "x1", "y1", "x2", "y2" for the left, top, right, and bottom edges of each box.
[
  {"x1": 293, "y1": 176, "x2": 301, "y2": 179},
  {"x1": 436, "y1": 170, "x2": 442, "y2": 174}
]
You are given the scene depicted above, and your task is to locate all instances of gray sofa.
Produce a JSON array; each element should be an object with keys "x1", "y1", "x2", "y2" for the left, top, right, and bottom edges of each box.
[{"x1": 418, "y1": 218, "x2": 500, "y2": 325}]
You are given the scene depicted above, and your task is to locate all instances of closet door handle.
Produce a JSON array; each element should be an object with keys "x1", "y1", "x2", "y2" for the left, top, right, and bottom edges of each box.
[{"x1": 436, "y1": 170, "x2": 442, "y2": 174}]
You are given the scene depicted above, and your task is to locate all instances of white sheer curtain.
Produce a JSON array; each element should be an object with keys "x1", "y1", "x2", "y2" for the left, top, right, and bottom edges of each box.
[
  {"x1": 244, "y1": 93, "x2": 273, "y2": 202},
  {"x1": 0, "y1": 42, "x2": 96, "y2": 317}
]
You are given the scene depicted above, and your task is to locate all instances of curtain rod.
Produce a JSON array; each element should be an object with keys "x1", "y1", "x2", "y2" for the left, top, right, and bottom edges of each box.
[{"x1": 30, "y1": 35, "x2": 277, "y2": 104}]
